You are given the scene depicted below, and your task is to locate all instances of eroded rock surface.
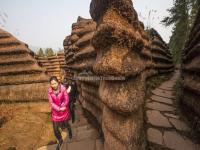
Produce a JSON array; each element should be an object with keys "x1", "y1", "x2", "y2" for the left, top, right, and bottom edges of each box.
[{"x1": 0, "y1": 28, "x2": 49, "y2": 101}]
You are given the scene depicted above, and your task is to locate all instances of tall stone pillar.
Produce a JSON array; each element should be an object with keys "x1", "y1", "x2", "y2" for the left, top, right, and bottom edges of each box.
[{"x1": 90, "y1": 0, "x2": 149, "y2": 149}]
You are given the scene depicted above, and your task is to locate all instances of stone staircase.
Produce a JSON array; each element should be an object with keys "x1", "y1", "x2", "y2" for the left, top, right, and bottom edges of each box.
[
  {"x1": 38, "y1": 103, "x2": 104, "y2": 150},
  {"x1": 145, "y1": 70, "x2": 200, "y2": 150}
]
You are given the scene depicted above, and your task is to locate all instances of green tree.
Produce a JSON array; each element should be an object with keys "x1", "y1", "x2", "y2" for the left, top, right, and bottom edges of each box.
[
  {"x1": 161, "y1": 0, "x2": 200, "y2": 64},
  {"x1": 161, "y1": 0, "x2": 190, "y2": 64},
  {"x1": 188, "y1": 0, "x2": 200, "y2": 27},
  {"x1": 45, "y1": 48, "x2": 55, "y2": 57},
  {"x1": 37, "y1": 48, "x2": 45, "y2": 57}
]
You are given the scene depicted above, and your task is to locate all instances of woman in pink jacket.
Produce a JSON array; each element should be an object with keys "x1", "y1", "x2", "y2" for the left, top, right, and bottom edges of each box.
[{"x1": 48, "y1": 76, "x2": 72, "y2": 150}]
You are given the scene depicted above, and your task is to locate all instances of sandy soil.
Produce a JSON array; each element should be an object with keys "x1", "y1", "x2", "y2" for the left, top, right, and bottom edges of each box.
[{"x1": 0, "y1": 102, "x2": 57, "y2": 150}]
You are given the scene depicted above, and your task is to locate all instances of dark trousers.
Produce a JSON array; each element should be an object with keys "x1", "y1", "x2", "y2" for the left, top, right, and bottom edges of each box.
[
  {"x1": 69, "y1": 101, "x2": 75, "y2": 123},
  {"x1": 52, "y1": 120, "x2": 72, "y2": 142}
]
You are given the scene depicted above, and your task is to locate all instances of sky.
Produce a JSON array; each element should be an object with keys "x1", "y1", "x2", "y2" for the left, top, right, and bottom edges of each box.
[{"x1": 0, "y1": 0, "x2": 174, "y2": 52}]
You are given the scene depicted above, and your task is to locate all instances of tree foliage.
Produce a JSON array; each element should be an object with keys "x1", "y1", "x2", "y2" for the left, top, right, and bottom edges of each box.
[
  {"x1": 37, "y1": 48, "x2": 45, "y2": 57},
  {"x1": 161, "y1": 0, "x2": 200, "y2": 64},
  {"x1": 45, "y1": 48, "x2": 55, "y2": 57}
]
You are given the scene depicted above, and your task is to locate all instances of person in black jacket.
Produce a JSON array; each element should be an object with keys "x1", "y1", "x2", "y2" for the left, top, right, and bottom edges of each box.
[{"x1": 66, "y1": 80, "x2": 79, "y2": 123}]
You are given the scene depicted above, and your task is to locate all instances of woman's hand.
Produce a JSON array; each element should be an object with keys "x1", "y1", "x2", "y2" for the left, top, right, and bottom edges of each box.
[
  {"x1": 59, "y1": 107, "x2": 66, "y2": 111},
  {"x1": 67, "y1": 86, "x2": 71, "y2": 93}
]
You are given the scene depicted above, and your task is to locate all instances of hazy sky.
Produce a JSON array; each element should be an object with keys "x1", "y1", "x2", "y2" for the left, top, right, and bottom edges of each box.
[{"x1": 0, "y1": 0, "x2": 173, "y2": 51}]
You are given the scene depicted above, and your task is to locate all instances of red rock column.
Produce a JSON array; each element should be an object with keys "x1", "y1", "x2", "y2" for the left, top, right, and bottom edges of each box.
[{"x1": 90, "y1": 0, "x2": 149, "y2": 149}]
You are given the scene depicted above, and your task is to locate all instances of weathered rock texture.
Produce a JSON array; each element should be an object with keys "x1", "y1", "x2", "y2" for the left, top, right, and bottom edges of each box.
[
  {"x1": 36, "y1": 51, "x2": 66, "y2": 81},
  {"x1": 0, "y1": 28, "x2": 49, "y2": 101},
  {"x1": 63, "y1": 35, "x2": 73, "y2": 80},
  {"x1": 64, "y1": 1, "x2": 174, "y2": 149},
  {"x1": 148, "y1": 28, "x2": 174, "y2": 73},
  {"x1": 63, "y1": 17, "x2": 103, "y2": 126},
  {"x1": 182, "y1": 10, "x2": 200, "y2": 118},
  {"x1": 90, "y1": 1, "x2": 150, "y2": 149}
]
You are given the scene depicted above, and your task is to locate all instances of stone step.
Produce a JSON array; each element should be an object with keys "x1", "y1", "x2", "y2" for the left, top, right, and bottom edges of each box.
[
  {"x1": 75, "y1": 107, "x2": 84, "y2": 116},
  {"x1": 146, "y1": 71, "x2": 200, "y2": 149},
  {"x1": 163, "y1": 131, "x2": 199, "y2": 150},
  {"x1": 147, "y1": 128, "x2": 200, "y2": 150},
  {"x1": 95, "y1": 139, "x2": 104, "y2": 150},
  {"x1": 71, "y1": 117, "x2": 89, "y2": 128},
  {"x1": 146, "y1": 101, "x2": 175, "y2": 112},
  {"x1": 64, "y1": 139, "x2": 104, "y2": 150},
  {"x1": 152, "y1": 88, "x2": 175, "y2": 99},
  {"x1": 159, "y1": 82, "x2": 176, "y2": 89},
  {"x1": 168, "y1": 118, "x2": 190, "y2": 132},
  {"x1": 66, "y1": 139, "x2": 96, "y2": 150},
  {"x1": 38, "y1": 139, "x2": 104, "y2": 150},
  {"x1": 62, "y1": 122, "x2": 100, "y2": 142},
  {"x1": 76, "y1": 124, "x2": 93, "y2": 132},
  {"x1": 150, "y1": 95, "x2": 174, "y2": 105},
  {"x1": 75, "y1": 128, "x2": 100, "y2": 141},
  {"x1": 146, "y1": 110, "x2": 172, "y2": 128}
]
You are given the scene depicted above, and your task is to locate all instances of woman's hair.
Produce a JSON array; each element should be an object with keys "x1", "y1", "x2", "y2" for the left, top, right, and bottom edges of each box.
[{"x1": 49, "y1": 76, "x2": 59, "y2": 83}]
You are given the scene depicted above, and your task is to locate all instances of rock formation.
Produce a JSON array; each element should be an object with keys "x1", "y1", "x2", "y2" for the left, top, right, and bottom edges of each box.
[
  {"x1": 148, "y1": 28, "x2": 174, "y2": 73},
  {"x1": 90, "y1": 0, "x2": 151, "y2": 149},
  {"x1": 0, "y1": 28, "x2": 49, "y2": 101},
  {"x1": 36, "y1": 51, "x2": 66, "y2": 81},
  {"x1": 63, "y1": 17, "x2": 103, "y2": 127},
  {"x1": 182, "y1": 10, "x2": 200, "y2": 118},
  {"x1": 64, "y1": 1, "x2": 174, "y2": 149}
]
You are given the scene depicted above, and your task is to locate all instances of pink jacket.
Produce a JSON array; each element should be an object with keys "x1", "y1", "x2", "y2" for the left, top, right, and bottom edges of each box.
[{"x1": 48, "y1": 84, "x2": 70, "y2": 122}]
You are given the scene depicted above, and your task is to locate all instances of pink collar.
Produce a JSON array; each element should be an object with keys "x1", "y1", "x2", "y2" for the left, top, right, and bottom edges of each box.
[{"x1": 49, "y1": 84, "x2": 62, "y2": 94}]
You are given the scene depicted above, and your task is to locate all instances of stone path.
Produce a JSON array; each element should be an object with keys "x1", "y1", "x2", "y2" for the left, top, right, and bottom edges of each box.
[
  {"x1": 146, "y1": 70, "x2": 200, "y2": 150},
  {"x1": 37, "y1": 103, "x2": 104, "y2": 150}
]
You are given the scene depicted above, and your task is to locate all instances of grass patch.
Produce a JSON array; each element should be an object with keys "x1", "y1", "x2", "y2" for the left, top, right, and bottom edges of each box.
[
  {"x1": 145, "y1": 73, "x2": 172, "y2": 98},
  {"x1": 173, "y1": 77, "x2": 182, "y2": 103}
]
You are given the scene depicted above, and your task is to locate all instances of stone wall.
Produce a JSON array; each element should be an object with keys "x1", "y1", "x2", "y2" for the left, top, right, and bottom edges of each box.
[{"x1": 181, "y1": 10, "x2": 200, "y2": 118}]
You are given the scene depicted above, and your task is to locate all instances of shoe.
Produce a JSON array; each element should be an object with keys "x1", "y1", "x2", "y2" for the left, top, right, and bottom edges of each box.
[
  {"x1": 59, "y1": 139, "x2": 63, "y2": 145},
  {"x1": 56, "y1": 139, "x2": 63, "y2": 150}
]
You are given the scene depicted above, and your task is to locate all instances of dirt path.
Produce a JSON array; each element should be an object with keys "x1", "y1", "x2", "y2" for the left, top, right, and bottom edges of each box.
[
  {"x1": 145, "y1": 70, "x2": 200, "y2": 150},
  {"x1": 0, "y1": 102, "x2": 56, "y2": 150}
]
